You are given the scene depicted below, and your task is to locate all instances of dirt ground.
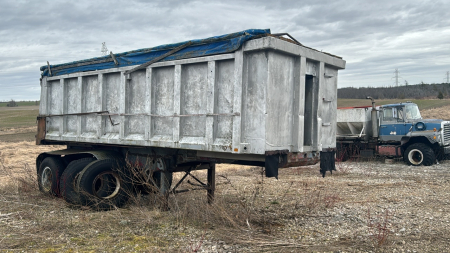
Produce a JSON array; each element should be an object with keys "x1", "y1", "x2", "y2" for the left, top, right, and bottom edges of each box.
[
  {"x1": 1, "y1": 140, "x2": 450, "y2": 252},
  {"x1": 1, "y1": 105, "x2": 450, "y2": 252}
]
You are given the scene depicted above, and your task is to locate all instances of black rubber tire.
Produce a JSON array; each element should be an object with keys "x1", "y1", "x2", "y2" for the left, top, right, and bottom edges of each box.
[
  {"x1": 60, "y1": 158, "x2": 96, "y2": 206},
  {"x1": 37, "y1": 157, "x2": 66, "y2": 196},
  {"x1": 130, "y1": 160, "x2": 173, "y2": 194},
  {"x1": 153, "y1": 171, "x2": 173, "y2": 195},
  {"x1": 404, "y1": 143, "x2": 435, "y2": 166},
  {"x1": 77, "y1": 159, "x2": 131, "y2": 210}
]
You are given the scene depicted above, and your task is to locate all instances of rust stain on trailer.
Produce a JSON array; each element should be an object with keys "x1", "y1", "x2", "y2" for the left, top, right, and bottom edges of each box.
[
  {"x1": 283, "y1": 152, "x2": 320, "y2": 167},
  {"x1": 36, "y1": 116, "x2": 46, "y2": 145}
]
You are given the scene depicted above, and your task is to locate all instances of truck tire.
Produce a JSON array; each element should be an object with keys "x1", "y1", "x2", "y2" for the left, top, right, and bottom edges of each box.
[
  {"x1": 38, "y1": 157, "x2": 66, "y2": 196},
  {"x1": 60, "y1": 158, "x2": 96, "y2": 206},
  {"x1": 153, "y1": 171, "x2": 173, "y2": 195},
  {"x1": 404, "y1": 143, "x2": 435, "y2": 166},
  {"x1": 78, "y1": 159, "x2": 131, "y2": 210}
]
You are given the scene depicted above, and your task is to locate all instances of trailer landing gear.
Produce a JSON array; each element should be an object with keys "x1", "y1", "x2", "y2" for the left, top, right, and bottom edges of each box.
[
  {"x1": 170, "y1": 163, "x2": 216, "y2": 204},
  {"x1": 320, "y1": 151, "x2": 336, "y2": 177}
]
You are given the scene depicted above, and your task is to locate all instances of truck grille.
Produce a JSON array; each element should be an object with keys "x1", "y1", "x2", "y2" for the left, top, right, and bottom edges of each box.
[{"x1": 443, "y1": 123, "x2": 450, "y2": 144}]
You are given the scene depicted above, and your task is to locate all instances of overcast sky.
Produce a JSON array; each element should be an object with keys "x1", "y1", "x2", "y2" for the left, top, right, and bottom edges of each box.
[{"x1": 1, "y1": 0, "x2": 449, "y2": 101}]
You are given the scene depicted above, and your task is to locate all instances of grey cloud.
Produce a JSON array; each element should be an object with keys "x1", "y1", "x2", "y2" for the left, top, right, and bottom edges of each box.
[{"x1": 0, "y1": 0, "x2": 449, "y2": 100}]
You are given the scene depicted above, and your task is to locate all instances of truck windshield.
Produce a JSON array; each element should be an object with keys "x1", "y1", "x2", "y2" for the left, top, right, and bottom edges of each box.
[{"x1": 405, "y1": 104, "x2": 422, "y2": 120}]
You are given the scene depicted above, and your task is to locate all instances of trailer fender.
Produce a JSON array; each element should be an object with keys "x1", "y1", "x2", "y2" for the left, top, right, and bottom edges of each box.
[{"x1": 401, "y1": 136, "x2": 437, "y2": 152}]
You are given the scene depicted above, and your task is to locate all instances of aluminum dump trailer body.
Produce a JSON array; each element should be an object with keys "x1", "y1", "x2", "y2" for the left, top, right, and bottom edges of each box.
[{"x1": 37, "y1": 29, "x2": 346, "y2": 171}]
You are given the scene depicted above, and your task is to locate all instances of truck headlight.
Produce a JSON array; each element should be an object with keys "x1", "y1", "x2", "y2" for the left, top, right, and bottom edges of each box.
[{"x1": 415, "y1": 122, "x2": 426, "y2": 131}]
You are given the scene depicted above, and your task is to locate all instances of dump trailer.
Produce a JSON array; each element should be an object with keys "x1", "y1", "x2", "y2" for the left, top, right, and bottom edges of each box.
[
  {"x1": 36, "y1": 29, "x2": 346, "y2": 210},
  {"x1": 336, "y1": 98, "x2": 450, "y2": 165}
]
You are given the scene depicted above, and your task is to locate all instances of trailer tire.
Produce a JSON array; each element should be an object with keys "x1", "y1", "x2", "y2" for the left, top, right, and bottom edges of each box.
[
  {"x1": 78, "y1": 159, "x2": 131, "y2": 210},
  {"x1": 60, "y1": 158, "x2": 96, "y2": 206},
  {"x1": 132, "y1": 158, "x2": 173, "y2": 194},
  {"x1": 404, "y1": 143, "x2": 435, "y2": 166},
  {"x1": 38, "y1": 157, "x2": 66, "y2": 196},
  {"x1": 153, "y1": 171, "x2": 173, "y2": 195}
]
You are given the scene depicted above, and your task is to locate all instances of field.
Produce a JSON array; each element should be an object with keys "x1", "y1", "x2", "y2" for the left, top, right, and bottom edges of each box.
[
  {"x1": 1, "y1": 100, "x2": 450, "y2": 252},
  {"x1": 0, "y1": 101, "x2": 39, "y2": 107},
  {"x1": 0, "y1": 106, "x2": 39, "y2": 142},
  {"x1": 338, "y1": 98, "x2": 450, "y2": 111}
]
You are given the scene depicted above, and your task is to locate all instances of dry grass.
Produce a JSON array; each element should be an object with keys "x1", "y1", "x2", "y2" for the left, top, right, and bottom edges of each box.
[
  {"x1": 2, "y1": 141, "x2": 450, "y2": 252},
  {"x1": 420, "y1": 105, "x2": 450, "y2": 120},
  {"x1": 0, "y1": 141, "x2": 61, "y2": 186},
  {"x1": 0, "y1": 142, "x2": 350, "y2": 252},
  {"x1": 2, "y1": 102, "x2": 450, "y2": 251}
]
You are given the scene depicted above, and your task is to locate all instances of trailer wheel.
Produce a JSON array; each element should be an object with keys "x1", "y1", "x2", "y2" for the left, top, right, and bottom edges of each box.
[
  {"x1": 60, "y1": 158, "x2": 96, "y2": 206},
  {"x1": 38, "y1": 157, "x2": 66, "y2": 196},
  {"x1": 134, "y1": 158, "x2": 173, "y2": 194},
  {"x1": 404, "y1": 143, "x2": 435, "y2": 166},
  {"x1": 78, "y1": 159, "x2": 131, "y2": 210},
  {"x1": 153, "y1": 171, "x2": 173, "y2": 195}
]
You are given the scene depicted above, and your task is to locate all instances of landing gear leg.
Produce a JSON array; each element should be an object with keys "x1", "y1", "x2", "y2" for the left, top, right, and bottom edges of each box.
[
  {"x1": 320, "y1": 151, "x2": 336, "y2": 177},
  {"x1": 207, "y1": 163, "x2": 216, "y2": 204}
]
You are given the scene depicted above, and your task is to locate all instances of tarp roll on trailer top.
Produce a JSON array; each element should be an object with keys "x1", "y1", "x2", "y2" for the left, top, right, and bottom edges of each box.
[{"x1": 40, "y1": 29, "x2": 271, "y2": 77}]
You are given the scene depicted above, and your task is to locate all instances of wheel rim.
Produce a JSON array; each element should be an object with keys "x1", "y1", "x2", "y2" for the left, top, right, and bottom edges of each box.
[
  {"x1": 92, "y1": 171, "x2": 121, "y2": 199},
  {"x1": 41, "y1": 166, "x2": 53, "y2": 192},
  {"x1": 408, "y1": 149, "x2": 423, "y2": 165}
]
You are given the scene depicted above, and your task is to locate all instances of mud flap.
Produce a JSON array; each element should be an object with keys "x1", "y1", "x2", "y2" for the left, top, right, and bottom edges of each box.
[
  {"x1": 265, "y1": 152, "x2": 288, "y2": 179},
  {"x1": 265, "y1": 155, "x2": 279, "y2": 179},
  {"x1": 320, "y1": 151, "x2": 336, "y2": 177}
]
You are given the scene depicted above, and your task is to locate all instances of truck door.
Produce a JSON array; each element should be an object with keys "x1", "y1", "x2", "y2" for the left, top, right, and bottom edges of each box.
[{"x1": 379, "y1": 106, "x2": 408, "y2": 142}]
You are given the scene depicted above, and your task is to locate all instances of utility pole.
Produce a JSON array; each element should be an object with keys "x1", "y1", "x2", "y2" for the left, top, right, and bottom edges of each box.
[
  {"x1": 393, "y1": 68, "x2": 400, "y2": 87},
  {"x1": 446, "y1": 71, "x2": 449, "y2": 84},
  {"x1": 101, "y1": 42, "x2": 108, "y2": 56}
]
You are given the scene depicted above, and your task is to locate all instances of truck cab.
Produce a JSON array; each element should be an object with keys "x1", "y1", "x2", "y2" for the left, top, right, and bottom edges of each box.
[
  {"x1": 379, "y1": 102, "x2": 422, "y2": 142},
  {"x1": 379, "y1": 102, "x2": 450, "y2": 165}
]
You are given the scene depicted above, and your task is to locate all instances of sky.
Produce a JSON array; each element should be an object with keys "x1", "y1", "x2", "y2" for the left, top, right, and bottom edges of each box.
[{"x1": 1, "y1": 0, "x2": 449, "y2": 101}]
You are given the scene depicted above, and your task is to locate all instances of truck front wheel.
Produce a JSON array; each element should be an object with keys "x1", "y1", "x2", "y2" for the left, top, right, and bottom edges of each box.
[{"x1": 404, "y1": 143, "x2": 435, "y2": 166}]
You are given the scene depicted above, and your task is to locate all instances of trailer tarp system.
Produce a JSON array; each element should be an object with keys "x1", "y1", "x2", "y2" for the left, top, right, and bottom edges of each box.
[{"x1": 40, "y1": 29, "x2": 270, "y2": 77}]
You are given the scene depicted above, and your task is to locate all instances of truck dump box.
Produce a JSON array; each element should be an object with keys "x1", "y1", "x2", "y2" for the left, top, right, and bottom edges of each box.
[
  {"x1": 337, "y1": 106, "x2": 375, "y2": 141},
  {"x1": 38, "y1": 29, "x2": 346, "y2": 173}
]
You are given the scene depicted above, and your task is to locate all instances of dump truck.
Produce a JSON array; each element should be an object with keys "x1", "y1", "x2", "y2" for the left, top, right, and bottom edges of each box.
[
  {"x1": 336, "y1": 97, "x2": 450, "y2": 165},
  {"x1": 36, "y1": 29, "x2": 346, "y2": 210}
]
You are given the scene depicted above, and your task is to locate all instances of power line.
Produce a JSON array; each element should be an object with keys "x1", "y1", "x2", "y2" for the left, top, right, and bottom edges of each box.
[
  {"x1": 101, "y1": 42, "x2": 108, "y2": 56},
  {"x1": 392, "y1": 68, "x2": 401, "y2": 87}
]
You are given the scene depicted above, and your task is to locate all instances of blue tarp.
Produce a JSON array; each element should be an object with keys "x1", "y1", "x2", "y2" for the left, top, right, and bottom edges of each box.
[{"x1": 41, "y1": 29, "x2": 270, "y2": 77}]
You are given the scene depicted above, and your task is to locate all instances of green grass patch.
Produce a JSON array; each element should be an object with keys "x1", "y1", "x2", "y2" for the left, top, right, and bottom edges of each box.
[
  {"x1": 0, "y1": 108, "x2": 39, "y2": 129},
  {"x1": 0, "y1": 101, "x2": 40, "y2": 107}
]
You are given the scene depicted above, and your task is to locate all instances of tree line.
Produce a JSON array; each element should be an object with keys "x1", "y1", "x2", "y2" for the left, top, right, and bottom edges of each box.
[
  {"x1": 0, "y1": 100, "x2": 39, "y2": 107},
  {"x1": 338, "y1": 83, "x2": 450, "y2": 99}
]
